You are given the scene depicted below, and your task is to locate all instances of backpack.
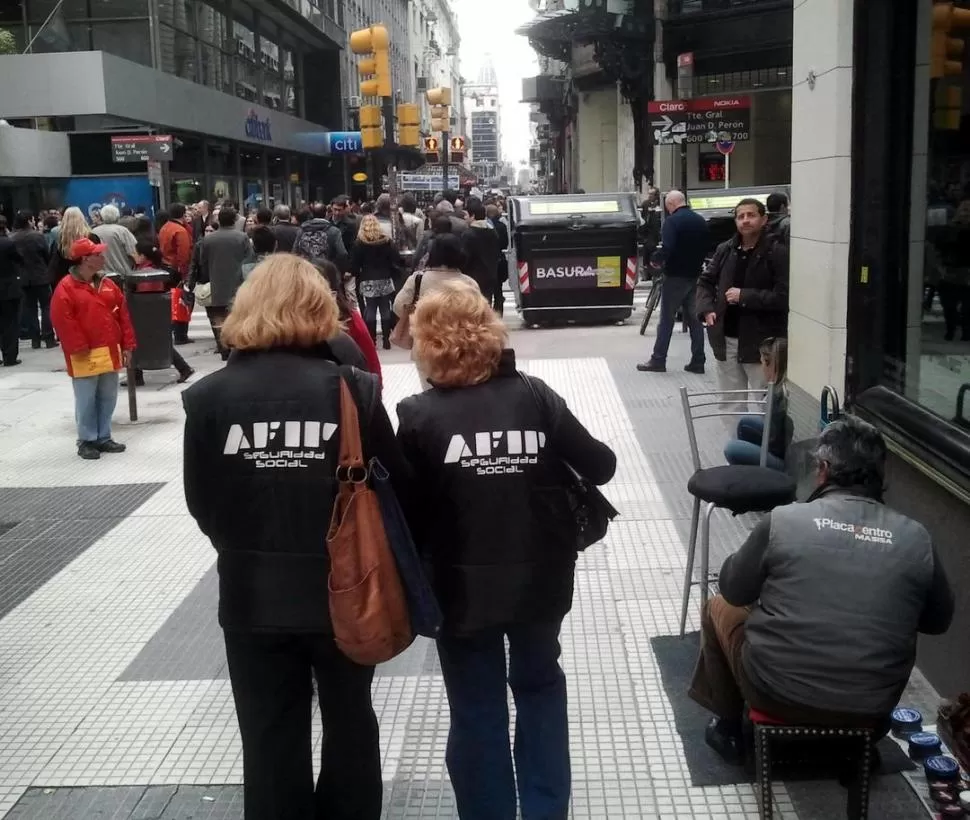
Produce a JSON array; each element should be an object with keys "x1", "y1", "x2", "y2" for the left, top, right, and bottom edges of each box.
[{"x1": 294, "y1": 224, "x2": 331, "y2": 264}]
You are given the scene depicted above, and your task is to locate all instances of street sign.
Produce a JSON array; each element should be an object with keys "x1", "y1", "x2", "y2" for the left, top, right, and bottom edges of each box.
[
  {"x1": 146, "y1": 160, "x2": 162, "y2": 187},
  {"x1": 398, "y1": 172, "x2": 460, "y2": 192},
  {"x1": 715, "y1": 131, "x2": 735, "y2": 155},
  {"x1": 111, "y1": 134, "x2": 173, "y2": 163},
  {"x1": 647, "y1": 96, "x2": 751, "y2": 146}
]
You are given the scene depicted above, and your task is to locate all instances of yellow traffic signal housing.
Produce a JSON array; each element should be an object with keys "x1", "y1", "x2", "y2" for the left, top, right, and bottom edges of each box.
[
  {"x1": 397, "y1": 103, "x2": 421, "y2": 147},
  {"x1": 350, "y1": 25, "x2": 392, "y2": 98},
  {"x1": 426, "y1": 87, "x2": 453, "y2": 106},
  {"x1": 935, "y1": 84, "x2": 963, "y2": 130},
  {"x1": 931, "y1": 2, "x2": 970, "y2": 78},
  {"x1": 359, "y1": 104, "x2": 384, "y2": 149}
]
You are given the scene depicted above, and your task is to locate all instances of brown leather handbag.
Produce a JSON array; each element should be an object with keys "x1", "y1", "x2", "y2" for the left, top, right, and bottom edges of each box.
[{"x1": 326, "y1": 377, "x2": 413, "y2": 665}]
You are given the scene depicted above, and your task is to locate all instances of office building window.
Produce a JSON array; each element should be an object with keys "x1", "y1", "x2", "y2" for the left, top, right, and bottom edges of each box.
[
  {"x1": 283, "y1": 49, "x2": 298, "y2": 116},
  {"x1": 158, "y1": 23, "x2": 198, "y2": 81},
  {"x1": 156, "y1": 0, "x2": 197, "y2": 34},
  {"x1": 233, "y1": 20, "x2": 258, "y2": 102}
]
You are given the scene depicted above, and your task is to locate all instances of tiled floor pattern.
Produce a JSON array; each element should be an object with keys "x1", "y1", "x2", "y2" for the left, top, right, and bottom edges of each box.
[{"x1": 0, "y1": 331, "x2": 934, "y2": 818}]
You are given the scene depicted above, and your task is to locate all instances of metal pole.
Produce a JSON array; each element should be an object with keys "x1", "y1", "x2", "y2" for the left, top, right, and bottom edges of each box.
[
  {"x1": 679, "y1": 143, "x2": 688, "y2": 195},
  {"x1": 442, "y1": 130, "x2": 450, "y2": 192},
  {"x1": 724, "y1": 151, "x2": 730, "y2": 190}
]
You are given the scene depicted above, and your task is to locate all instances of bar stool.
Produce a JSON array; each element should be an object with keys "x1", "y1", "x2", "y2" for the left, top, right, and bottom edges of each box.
[{"x1": 678, "y1": 385, "x2": 797, "y2": 637}]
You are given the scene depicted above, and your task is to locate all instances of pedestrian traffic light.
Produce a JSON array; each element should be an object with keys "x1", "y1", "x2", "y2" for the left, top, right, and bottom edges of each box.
[
  {"x1": 449, "y1": 136, "x2": 466, "y2": 163},
  {"x1": 426, "y1": 87, "x2": 452, "y2": 133},
  {"x1": 350, "y1": 25, "x2": 391, "y2": 98},
  {"x1": 397, "y1": 103, "x2": 420, "y2": 147},
  {"x1": 423, "y1": 136, "x2": 440, "y2": 161},
  {"x1": 931, "y1": 2, "x2": 970, "y2": 78},
  {"x1": 359, "y1": 104, "x2": 384, "y2": 150}
]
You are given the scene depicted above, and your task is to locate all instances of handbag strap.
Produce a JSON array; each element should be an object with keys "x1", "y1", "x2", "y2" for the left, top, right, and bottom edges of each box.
[
  {"x1": 412, "y1": 273, "x2": 423, "y2": 305},
  {"x1": 337, "y1": 376, "x2": 365, "y2": 470}
]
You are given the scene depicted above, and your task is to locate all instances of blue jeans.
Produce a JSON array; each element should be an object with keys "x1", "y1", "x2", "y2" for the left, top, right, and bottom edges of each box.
[
  {"x1": 723, "y1": 415, "x2": 785, "y2": 471},
  {"x1": 436, "y1": 620, "x2": 570, "y2": 820},
  {"x1": 72, "y1": 371, "x2": 119, "y2": 444},
  {"x1": 651, "y1": 275, "x2": 706, "y2": 366}
]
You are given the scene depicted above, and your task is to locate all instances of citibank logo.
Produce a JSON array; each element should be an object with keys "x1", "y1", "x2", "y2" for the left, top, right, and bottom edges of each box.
[{"x1": 245, "y1": 110, "x2": 272, "y2": 142}]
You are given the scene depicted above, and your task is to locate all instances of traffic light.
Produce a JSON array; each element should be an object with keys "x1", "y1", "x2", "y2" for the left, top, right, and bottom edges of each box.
[
  {"x1": 359, "y1": 104, "x2": 384, "y2": 150},
  {"x1": 397, "y1": 103, "x2": 420, "y2": 147},
  {"x1": 350, "y1": 25, "x2": 391, "y2": 98},
  {"x1": 423, "y1": 136, "x2": 440, "y2": 162},
  {"x1": 449, "y1": 135, "x2": 466, "y2": 164},
  {"x1": 931, "y1": 2, "x2": 970, "y2": 129},
  {"x1": 426, "y1": 87, "x2": 452, "y2": 133}
]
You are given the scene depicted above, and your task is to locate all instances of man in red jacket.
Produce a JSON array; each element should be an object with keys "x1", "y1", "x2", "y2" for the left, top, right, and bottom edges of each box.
[{"x1": 50, "y1": 238, "x2": 137, "y2": 460}]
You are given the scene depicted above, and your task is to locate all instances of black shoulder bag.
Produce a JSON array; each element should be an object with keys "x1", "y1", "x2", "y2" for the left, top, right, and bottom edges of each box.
[{"x1": 519, "y1": 373, "x2": 618, "y2": 551}]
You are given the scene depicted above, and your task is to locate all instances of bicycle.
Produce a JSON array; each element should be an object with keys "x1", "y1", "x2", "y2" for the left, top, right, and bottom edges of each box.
[{"x1": 639, "y1": 272, "x2": 664, "y2": 336}]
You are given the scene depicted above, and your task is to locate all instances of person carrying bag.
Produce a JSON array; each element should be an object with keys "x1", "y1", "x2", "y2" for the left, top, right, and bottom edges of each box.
[{"x1": 327, "y1": 375, "x2": 415, "y2": 665}]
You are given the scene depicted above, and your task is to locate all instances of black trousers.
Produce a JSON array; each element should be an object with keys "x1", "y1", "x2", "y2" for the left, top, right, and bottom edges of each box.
[
  {"x1": 0, "y1": 298, "x2": 21, "y2": 364},
  {"x1": 21, "y1": 284, "x2": 54, "y2": 342},
  {"x1": 223, "y1": 631, "x2": 382, "y2": 820}
]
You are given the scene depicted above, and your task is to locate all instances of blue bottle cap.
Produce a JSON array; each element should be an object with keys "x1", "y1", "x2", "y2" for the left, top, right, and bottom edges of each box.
[
  {"x1": 891, "y1": 707, "x2": 923, "y2": 735},
  {"x1": 909, "y1": 732, "x2": 943, "y2": 758},
  {"x1": 925, "y1": 755, "x2": 962, "y2": 781}
]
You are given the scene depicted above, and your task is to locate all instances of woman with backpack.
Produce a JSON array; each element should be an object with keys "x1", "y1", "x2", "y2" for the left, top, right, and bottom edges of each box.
[{"x1": 349, "y1": 214, "x2": 405, "y2": 350}]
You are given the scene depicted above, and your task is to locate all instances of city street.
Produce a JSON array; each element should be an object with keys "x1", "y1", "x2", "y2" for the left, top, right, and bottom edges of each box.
[{"x1": 0, "y1": 303, "x2": 938, "y2": 819}]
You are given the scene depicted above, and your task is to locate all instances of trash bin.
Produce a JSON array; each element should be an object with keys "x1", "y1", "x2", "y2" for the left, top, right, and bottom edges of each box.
[
  {"x1": 508, "y1": 193, "x2": 640, "y2": 326},
  {"x1": 113, "y1": 269, "x2": 174, "y2": 371}
]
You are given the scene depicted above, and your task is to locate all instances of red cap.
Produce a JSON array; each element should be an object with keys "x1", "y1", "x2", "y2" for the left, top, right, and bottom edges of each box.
[{"x1": 69, "y1": 237, "x2": 107, "y2": 259}]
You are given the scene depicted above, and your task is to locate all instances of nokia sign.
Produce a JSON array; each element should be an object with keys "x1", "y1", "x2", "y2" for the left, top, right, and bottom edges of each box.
[{"x1": 244, "y1": 110, "x2": 273, "y2": 142}]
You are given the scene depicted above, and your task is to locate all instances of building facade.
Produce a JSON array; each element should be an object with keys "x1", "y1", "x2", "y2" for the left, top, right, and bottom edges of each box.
[
  {"x1": 789, "y1": 0, "x2": 970, "y2": 694},
  {"x1": 464, "y1": 56, "x2": 502, "y2": 181},
  {"x1": 520, "y1": 0, "x2": 791, "y2": 195},
  {"x1": 0, "y1": 0, "x2": 346, "y2": 214},
  {"x1": 407, "y1": 0, "x2": 462, "y2": 137}
]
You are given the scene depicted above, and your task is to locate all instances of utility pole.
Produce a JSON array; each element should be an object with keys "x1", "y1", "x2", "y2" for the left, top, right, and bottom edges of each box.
[{"x1": 442, "y1": 128, "x2": 450, "y2": 192}]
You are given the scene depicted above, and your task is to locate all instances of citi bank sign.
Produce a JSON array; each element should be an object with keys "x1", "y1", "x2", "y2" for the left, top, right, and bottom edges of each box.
[{"x1": 245, "y1": 110, "x2": 273, "y2": 142}]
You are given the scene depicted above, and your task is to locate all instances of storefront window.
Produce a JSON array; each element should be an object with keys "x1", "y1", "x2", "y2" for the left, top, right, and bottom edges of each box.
[
  {"x1": 207, "y1": 140, "x2": 236, "y2": 177},
  {"x1": 894, "y1": 9, "x2": 970, "y2": 426},
  {"x1": 171, "y1": 177, "x2": 203, "y2": 205},
  {"x1": 242, "y1": 179, "x2": 264, "y2": 212},
  {"x1": 170, "y1": 134, "x2": 205, "y2": 175}
]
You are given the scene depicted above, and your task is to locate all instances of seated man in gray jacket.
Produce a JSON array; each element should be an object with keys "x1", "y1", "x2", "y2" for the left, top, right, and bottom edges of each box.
[{"x1": 689, "y1": 416, "x2": 954, "y2": 763}]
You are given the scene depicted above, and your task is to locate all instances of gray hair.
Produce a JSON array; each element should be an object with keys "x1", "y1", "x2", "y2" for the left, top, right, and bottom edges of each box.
[
  {"x1": 814, "y1": 416, "x2": 887, "y2": 498},
  {"x1": 274, "y1": 204, "x2": 291, "y2": 221},
  {"x1": 436, "y1": 200, "x2": 455, "y2": 214},
  {"x1": 100, "y1": 204, "x2": 120, "y2": 224}
]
